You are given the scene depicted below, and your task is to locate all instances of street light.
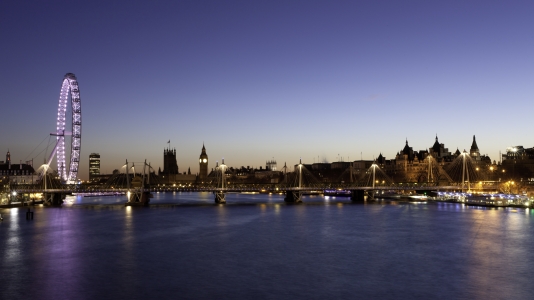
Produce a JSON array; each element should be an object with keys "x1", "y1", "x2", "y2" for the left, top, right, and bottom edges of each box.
[{"x1": 506, "y1": 181, "x2": 515, "y2": 194}]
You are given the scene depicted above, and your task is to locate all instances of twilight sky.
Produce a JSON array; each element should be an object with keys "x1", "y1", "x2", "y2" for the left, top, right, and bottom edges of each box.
[{"x1": 1, "y1": 0, "x2": 533, "y2": 180}]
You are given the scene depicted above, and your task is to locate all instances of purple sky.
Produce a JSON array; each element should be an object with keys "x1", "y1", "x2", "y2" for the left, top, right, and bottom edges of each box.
[{"x1": 1, "y1": 0, "x2": 533, "y2": 180}]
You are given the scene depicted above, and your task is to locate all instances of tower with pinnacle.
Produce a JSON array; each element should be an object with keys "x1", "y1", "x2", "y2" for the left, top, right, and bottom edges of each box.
[
  {"x1": 470, "y1": 135, "x2": 480, "y2": 160},
  {"x1": 199, "y1": 144, "x2": 208, "y2": 180}
]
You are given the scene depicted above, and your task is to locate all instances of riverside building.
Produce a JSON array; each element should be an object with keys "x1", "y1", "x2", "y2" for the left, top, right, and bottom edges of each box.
[
  {"x1": 0, "y1": 151, "x2": 36, "y2": 184},
  {"x1": 89, "y1": 153, "x2": 100, "y2": 182}
]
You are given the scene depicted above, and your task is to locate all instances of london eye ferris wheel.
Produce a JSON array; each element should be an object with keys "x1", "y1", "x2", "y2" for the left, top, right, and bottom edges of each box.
[{"x1": 46, "y1": 73, "x2": 82, "y2": 184}]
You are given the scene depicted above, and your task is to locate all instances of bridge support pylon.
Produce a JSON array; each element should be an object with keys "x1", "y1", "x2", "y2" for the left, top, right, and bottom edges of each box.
[
  {"x1": 351, "y1": 190, "x2": 365, "y2": 202},
  {"x1": 284, "y1": 191, "x2": 302, "y2": 203},
  {"x1": 126, "y1": 190, "x2": 150, "y2": 207},
  {"x1": 215, "y1": 191, "x2": 226, "y2": 204},
  {"x1": 43, "y1": 193, "x2": 64, "y2": 206},
  {"x1": 214, "y1": 158, "x2": 228, "y2": 204},
  {"x1": 124, "y1": 159, "x2": 151, "y2": 207}
]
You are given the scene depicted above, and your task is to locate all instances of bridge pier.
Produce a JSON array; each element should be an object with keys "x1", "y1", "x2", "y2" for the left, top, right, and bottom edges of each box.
[
  {"x1": 214, "y1": 191, "x2": 226, "y2": 204},
  {"x1": 125, "y1": 190, "x2": 150, "y2": 207},
  {"x1": 284, "y1": 191, "x2": 302, "y2": 203},
  {"x1": 43, "y1": 193, "x2": 64, "y2": 206},
  {"x1": 351, "y1": 190, "x2": 365, "y2": 202}
]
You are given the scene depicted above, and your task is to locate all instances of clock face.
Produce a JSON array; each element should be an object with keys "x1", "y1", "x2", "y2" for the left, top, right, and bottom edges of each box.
[
  {"x1": 203, "y1": 158, "x2": 207, "y2": 163},
  {"x1": 199, "y1": 159, "x2": 202, "y2": 163}
]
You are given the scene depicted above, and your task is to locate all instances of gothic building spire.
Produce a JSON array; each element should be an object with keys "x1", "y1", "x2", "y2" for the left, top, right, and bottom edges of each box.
[
  {"x1": 470, "y1": 135, "x2": 479, "y2": 151},
  {"x1": 470, "y1": 135, "x2": 480, "y2": 159}
]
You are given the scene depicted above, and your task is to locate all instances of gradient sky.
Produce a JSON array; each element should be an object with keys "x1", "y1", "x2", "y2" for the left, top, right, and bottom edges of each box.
[{"x1": 1, "y1": 0, "x2": 533, "y2": 180}]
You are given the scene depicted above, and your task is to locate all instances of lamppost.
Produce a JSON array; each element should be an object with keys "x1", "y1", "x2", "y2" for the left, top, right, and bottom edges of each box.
[
  {"x1": 461, "y1": 151, "x2": 470, "y2": 192},
  {"x1": 475, "y1": 167, "x2": 479, "y2": 190},
  {"x1": 512, "y1": 147, "x2": 517, "y2": 180},
  {"x1": 505, "y1": 180, "x2": 515, "y2": 194}
]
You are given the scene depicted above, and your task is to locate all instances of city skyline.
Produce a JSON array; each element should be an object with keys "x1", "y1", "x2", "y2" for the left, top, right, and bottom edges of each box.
[
  {"x1": 0, "y1": 134, "x2": 512, "y2": 180},
  {"x1": 1, "y1": 1, "x2": 533, "y2": 180}
]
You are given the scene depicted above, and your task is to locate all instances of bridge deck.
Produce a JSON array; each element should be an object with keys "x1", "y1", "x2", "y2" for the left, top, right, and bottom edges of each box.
[{"x1": 10, "y1": 185, "x2": 498, "y2": 194}]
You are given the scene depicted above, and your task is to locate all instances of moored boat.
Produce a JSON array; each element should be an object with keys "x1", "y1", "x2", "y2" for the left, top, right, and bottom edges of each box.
[
  {"x1": 324, "y1": 189, "x2": 352, "y2": 197},
  {"x1": 465, "y1": 194, "x2": 507, "y2": 207}
]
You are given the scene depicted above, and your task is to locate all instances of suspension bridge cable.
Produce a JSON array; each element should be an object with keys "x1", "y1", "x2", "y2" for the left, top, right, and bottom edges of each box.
[
  {"x1": 24, "y1": 135, "x2": 51, "y2": 161},
  {"x1": 43, "y1": 136, "x2": 53, "y2": 164}
]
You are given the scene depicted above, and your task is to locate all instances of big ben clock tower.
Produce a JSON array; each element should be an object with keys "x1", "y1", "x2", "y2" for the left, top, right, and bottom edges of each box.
[{"x1": 199, "y1": 144, "x2": 208, "y2": 180}]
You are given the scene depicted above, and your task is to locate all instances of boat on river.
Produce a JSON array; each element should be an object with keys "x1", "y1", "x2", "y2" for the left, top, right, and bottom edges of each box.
[
  {"x1": 464, "y1": 194, "x2": 507, "y2": 207},
  {"x1": 324, "y1": 189, "x2": 352, "y2": 197}
]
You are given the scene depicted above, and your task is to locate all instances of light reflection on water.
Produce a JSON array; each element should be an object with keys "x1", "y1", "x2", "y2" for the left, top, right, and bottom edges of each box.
[
  {"x1": 1, "y1": 194, "x2": 534, "y2": 299},
  {"x1": 5, "y1": 208, "x2": 20, "y2": 265}
]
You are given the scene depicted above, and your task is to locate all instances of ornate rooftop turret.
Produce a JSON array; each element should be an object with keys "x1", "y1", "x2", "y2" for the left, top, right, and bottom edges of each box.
[
  {"x1": 432, "y1": 135, "x2": 441, "y2": 153},
  {"x1": 377, "y1": 153, "x2": 385, "y2": 164},
  {"x1": 402, "y1": 139, "x2": 411, "y2": 155}
]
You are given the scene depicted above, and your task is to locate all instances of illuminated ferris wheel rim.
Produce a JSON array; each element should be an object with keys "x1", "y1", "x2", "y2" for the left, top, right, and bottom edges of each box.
[{"x1": 55, "y1": 73, "x2": 82, "y2": 184}]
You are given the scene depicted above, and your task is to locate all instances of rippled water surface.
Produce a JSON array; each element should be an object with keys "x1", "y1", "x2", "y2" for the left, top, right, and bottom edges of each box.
[{"x1": 2, "y1": 193, "x2": 534, "y2": 299}]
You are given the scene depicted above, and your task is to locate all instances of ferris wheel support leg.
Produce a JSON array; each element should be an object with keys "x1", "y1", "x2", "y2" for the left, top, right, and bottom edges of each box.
[{"x1": 45, "y1": 138, "x2": 61, "y2": 167}]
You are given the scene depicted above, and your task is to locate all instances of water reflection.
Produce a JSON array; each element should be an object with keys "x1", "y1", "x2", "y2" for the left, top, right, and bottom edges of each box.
[
  {"x1": 2, "y1": 194, "x2": 534, "y2": 299},
  {"x1": 463, "y1": 208, "x2": 533, "y2": 298},
  {"x1": 4, "y1": 208, "x2": 20, "y2": 264},
  {"x1": 274, "y1": 203, "x2": 281, "y2": 215},
  {"x1": 216, "y1": 204, "x2": 228, "y2": 227}
]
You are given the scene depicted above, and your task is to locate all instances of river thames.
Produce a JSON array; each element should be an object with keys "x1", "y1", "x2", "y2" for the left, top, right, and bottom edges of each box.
[{"x1": 1, "y1": 192, "x2": 534, "y2": 299}]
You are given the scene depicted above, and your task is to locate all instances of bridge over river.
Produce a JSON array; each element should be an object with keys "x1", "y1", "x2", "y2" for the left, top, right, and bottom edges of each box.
[
  {"x1": 7, "y1": 165, "x2": 498, "y2": 206},
  {"x1": 5, "y1": 183, "x2": 498, "y2": 207},
  {"x1": 5, "y1": 151, "x2": 499, "y2": 206}
]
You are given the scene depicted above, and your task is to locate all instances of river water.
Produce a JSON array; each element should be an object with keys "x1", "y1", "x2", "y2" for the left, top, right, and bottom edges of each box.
[{"x1": 1, "y1": 192, "x2": 534, "y2": 299}]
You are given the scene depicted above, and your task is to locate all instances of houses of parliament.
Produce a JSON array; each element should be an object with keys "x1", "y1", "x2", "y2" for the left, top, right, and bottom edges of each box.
[{"x1": 157, "y1": 145, "x2": 206, "y2": 185}]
